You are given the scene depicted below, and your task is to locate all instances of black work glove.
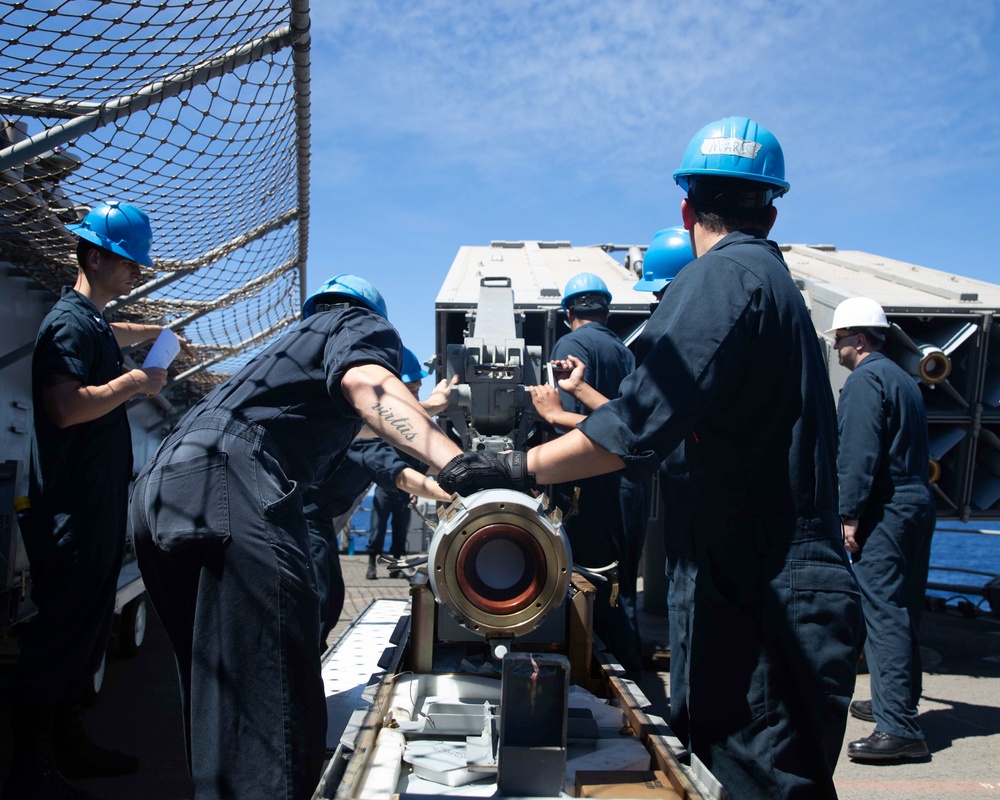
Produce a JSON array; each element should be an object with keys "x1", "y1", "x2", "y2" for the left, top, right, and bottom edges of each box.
[{"x1": 437, "y1": 451, "x2": 535, "y2": 496}]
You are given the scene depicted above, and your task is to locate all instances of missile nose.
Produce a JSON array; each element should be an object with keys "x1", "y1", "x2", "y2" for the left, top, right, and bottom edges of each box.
[
  {"x1": 919, "y1": 350, "x2": 952, "y2": 384},
  {"x1": 456, "y1": 524, "x2": 546, "y2": 615},
  {"x1": 427, "y1": 489, "x2": 572, "y2": 638}
]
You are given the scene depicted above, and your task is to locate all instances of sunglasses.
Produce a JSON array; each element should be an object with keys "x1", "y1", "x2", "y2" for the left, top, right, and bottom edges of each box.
[{"x1": 833, "y1": 332, "x2": 861, "y2": 347}]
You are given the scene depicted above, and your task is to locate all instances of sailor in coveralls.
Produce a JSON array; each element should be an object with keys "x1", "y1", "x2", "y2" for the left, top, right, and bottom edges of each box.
[
  {"x1": 440, "y1": 119, "x2": 865, "y2": 800},
  {"x1": 129, "y1": 275, "x2": 460, "y2": 800}
]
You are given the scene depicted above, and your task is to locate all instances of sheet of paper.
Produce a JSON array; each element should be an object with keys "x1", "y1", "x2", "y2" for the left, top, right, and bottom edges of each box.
[{"x1": 142, "y1": 328, "x2": 181, "y2": 370}]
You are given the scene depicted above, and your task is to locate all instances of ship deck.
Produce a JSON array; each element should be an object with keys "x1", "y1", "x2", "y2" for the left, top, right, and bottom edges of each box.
[{"x1": 51, "y1": 553, "x2": 1000, "y2": 800}]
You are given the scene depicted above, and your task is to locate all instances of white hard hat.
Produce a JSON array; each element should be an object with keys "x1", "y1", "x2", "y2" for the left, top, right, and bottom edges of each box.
[{"x1": 825, "y1": 297, "x2": 889, "y2": 334}]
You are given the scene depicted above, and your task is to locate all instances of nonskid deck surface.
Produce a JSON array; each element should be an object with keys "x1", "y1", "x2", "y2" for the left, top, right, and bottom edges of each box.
[
  {"x1": 46, "y1": 553, "x2": 1000, "y2": 800},
  {"x1": 834, "y1": 609, "x2": 1000, "y2": 800}
]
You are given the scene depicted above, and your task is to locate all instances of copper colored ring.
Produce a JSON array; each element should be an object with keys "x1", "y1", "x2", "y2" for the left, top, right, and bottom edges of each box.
[
  {"x1": 919, "y1": 351, "x2": 951, "y2": 384},
  {"x1": 455, "y1": 523, "x2": 547, "y2": 615}
]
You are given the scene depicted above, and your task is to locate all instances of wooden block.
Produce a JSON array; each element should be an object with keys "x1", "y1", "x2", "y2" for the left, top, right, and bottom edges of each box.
[{"x1": 575, "y1": 769, "x2": 682, "y2": 799}]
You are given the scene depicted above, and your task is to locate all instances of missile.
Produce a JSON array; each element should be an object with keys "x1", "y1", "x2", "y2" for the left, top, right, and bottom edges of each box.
[
  {"x1": 971, "y1": 428, "x2": 1000, "y2": 511},
  {"x1": 428, "y1": 489, "x2": 572, "y2": 639},
  {"x1": 888, "y1": 322, "x2": 978, "y2": 410},
  {"x1": 892, "y1": 320, "x2": 977, "y2": 382},
  {"x1": 927, "y1": 424, "x2": 966, "y2": 496}
]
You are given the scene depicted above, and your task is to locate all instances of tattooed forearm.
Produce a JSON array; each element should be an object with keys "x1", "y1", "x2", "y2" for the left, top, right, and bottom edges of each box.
[{"x1": 370, "y1": 402, "x2": 418, "y2": 441}]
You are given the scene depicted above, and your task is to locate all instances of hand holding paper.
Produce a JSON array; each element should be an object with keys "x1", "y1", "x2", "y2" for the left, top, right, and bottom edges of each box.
[{"x1": 142, "y1": 328, "x2": 181, "y2": 370}]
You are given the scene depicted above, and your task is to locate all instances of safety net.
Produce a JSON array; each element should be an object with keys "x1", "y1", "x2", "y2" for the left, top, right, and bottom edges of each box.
[{"x1": 0, "y1": 0, "x2": 311, "y2": 401}]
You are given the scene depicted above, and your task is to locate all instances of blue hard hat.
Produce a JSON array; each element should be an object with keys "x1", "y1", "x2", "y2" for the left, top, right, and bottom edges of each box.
[
  {"x1": 302, "y1": 274, "x2": 388, "y2": 319},
  {"x1": 67, "y1": 201, "x2": 154, "y2": 267},
  {"x1": 562, "y1": 272, "x2": 612, "y2": 312},
  {"x1": 400, "y1": 348, "x2": 429, "y2": 384},
  {"x1": 673, "y1": 116, "x2": 789, "y2": 198},
  {"x1": 635, "y1": 227, "x2": 695, "y2": 293}
]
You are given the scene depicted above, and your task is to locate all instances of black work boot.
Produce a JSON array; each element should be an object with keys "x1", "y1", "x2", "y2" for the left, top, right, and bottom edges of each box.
[
  {"x1": 365, "y1": 555, "x2": 378, "y2": 580},
  {"x1": 849, "y1": 699, "x2": 875, "y2": 722},
  {"x1": 53, "y1": 707, "x2": 138, "y2": 778},
  {"x1": 847, "y1": 730, "x2": 930, "y2": 762},
  {"x1": 4, "y1": 706, "x2": 108, "y2": 800}
]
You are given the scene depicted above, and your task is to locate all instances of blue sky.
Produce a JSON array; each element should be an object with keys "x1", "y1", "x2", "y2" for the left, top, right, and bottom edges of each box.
[{"x1": 305, "y1": 0, "x2": 1000, "y2": 373}]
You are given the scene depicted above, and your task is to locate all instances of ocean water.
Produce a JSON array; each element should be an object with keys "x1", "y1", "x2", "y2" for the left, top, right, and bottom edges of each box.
[
  {"x1": 348, "y1": 504, "x2": 372, "y2": 553},
  {"x1": 351, "y1": 505, "x2": 371, "y2": 535},
  {"x1": 926, "y1": 525, "x2": 1000, "y2": 611}
]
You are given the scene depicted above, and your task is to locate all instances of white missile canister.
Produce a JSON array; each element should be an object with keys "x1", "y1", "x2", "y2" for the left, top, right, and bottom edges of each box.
[{"x1": 428, "y1": 489, "x2": 572, "y2": 638}]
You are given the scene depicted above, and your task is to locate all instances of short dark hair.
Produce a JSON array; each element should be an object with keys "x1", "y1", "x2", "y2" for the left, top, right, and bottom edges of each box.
[
  {"x1": 568, "y1": 305, "x2": 609, "y2": 324},
  {"x1": 687, "y1": 177, "x2": 776, "y2": 234},
  {"x1": 566, "y1": 291, "x2": 610, "y2": 323},
  {"x1": 854, "y1": 327, "x2": 885, "y2": 349},
  {"x1": 75, "y1": 238, "x2": 116, "y2": 271}
]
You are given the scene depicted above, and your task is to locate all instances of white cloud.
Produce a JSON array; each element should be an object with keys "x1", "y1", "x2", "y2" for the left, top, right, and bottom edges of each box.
[
  {"x1": 308, "y1": 0, "x2": 1000, "y2": 197},
  {"x1": 305, "y1": 0, "x2": 1000, "y2": 356}
]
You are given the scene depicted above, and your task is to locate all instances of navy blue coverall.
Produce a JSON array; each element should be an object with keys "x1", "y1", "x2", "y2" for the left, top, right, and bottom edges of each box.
[
  {"x1": 4, "y1": 288, "x2": 132, "y2": 720},
  {"x1": 837, "y1": 351, "x2": 934, "y2": 741},
  {"x1": 551, "y1": 320, "x2": 648, "y2": 679},
  {"x1": 659, "y1": 443, "x2": 696, "y2": 745},
  {"x1": 367, "y1": 448, "x2": 425, "y2": 560},
  {"x1": 302, "y1": 437, "x2": 414, "y2": 643},
  {"x1": 579, "y1": 231, "x2": 865, "y2": 800},
  {"x1": 129, "y1": 307, "x2": 402, "y2": 800},
  {"x1": 634, "y1": 304, "x2": 697, "y2": 744}
]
